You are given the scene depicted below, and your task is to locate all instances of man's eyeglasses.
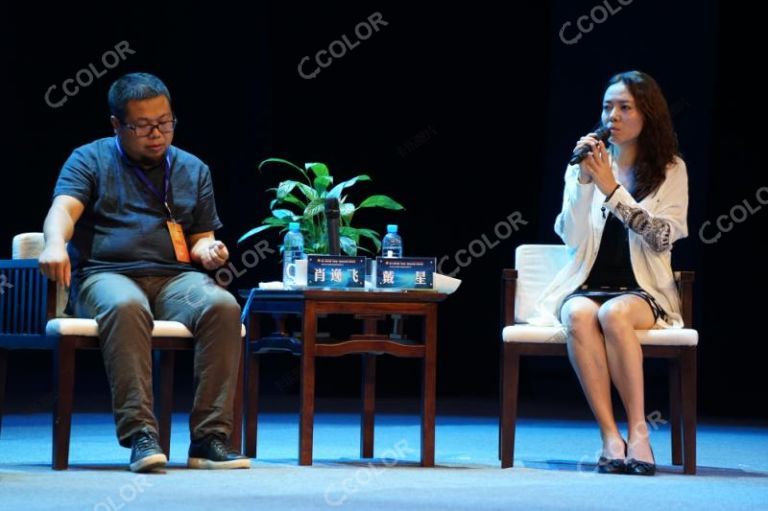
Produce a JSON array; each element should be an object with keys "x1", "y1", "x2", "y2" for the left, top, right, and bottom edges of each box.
[{"x1": 121, "y1": 117, "x2": 178, "y2": 137}]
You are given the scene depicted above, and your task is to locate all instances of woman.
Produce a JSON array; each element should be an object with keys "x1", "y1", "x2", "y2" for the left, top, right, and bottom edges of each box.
[{"x1": 532, "y1": 71, "x2": 689, "y2": 475}]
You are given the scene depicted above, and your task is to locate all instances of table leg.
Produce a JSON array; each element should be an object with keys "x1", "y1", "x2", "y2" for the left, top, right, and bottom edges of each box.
[
  {"x1": 421, "y1": 304, "x2": 437, "y2": 467},
  {"x1": 361, "y1": 353, "x2": 376, "y2": 458},
  {"x1": 231, "y1": 342, "x2": 244, "y2": 453},
  {"x1": 244, "y1": 312, "x2": 261, "y2": 457},
  {"x1": 299, "y1": 303, "x2": 317, "y2": 466},
  {"x1": 245, "y1": 354, "x2": 260, "y2": 457}
]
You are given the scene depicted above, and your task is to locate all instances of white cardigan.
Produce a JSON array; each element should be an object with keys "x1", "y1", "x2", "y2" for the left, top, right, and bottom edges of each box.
[{"x1": 529, "y1": 156, "x2": 689, "y2": 329}]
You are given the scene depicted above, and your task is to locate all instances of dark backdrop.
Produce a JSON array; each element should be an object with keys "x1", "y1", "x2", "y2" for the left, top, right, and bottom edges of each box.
[{"x1": 2, "y1": 1, "x2": 764, "y2": 419}]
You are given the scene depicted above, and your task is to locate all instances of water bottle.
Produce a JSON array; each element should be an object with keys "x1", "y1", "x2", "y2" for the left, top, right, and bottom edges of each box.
[
  {"x1": 381, "y1": 224, "x2": 403, "y2": 258},
  {"x1": 282, "y1": 222, "x2": 305, "y2": 288}
]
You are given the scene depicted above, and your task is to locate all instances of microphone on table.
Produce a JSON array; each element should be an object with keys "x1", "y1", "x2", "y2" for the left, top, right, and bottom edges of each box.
[{"x1": 325, "y1": 198, "x2": 341, "y2": 256}]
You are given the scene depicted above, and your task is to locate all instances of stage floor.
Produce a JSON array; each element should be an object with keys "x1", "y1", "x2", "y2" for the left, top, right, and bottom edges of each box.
[{"x1": 1, "y1": 406, "x2": 767, "y2": 510}]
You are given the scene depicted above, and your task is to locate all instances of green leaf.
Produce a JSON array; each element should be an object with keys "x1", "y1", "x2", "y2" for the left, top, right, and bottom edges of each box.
[
  {"x1": 340, "y1": 236, "x2": 358, "y2": 256},
  {"x1": 355, "y1": 245, "x2": 376, "y2": 255},
  {"x1": 340, "y1": 227, "x2": 381, "y2": 252},
  {"x1": 327, "y1": 174, "x2": 371, "y2": 199},
  {"x1": 358, "y1": 195, "x2": 405, "y2": 210},
  {"x1": 295, "y1": 182, "x2": 319, "y2": 202},
  {"x1": 340, "y1": 202, "x2": 355, "y2": 219},
  {"x1": 282, "y1": 193, "x2": 307, "y2": 209},
  {"x1": 263, "y1": 216, "x2": 290, "y2": 226},
  {"x1": 313, "y1": 175, "x2": 333, "y2": 193},
  {"x1": 259, "y1": 158, "x2": 310, "y2": 183},
  {"x1": 306, "y1": 162, "x2": 329, "y2": 177},
  {"x1": 276, "y1": 180, "x2": 300, "y2": 200},
  {"x1": 237, "y1": 224, "x2": 275, "y2": 243},
  {"x1": 355, "y1": 228, "x2": 383, "y2": 252},
  {"x1": 339, "y1": 226, "x2": 360, "y2": 242},
  {"x1": 271, "y1": 209, "x2": 296, "y2": 220},
  {"x1": 304, "y1": 199, "x2": 325, "y2": 218},
  {"x1": 311, "y1": 239, "x2": 327, "y2": 254},
  {"x1": 353, "y1": 227, "x2": 381, "y2": 238}
]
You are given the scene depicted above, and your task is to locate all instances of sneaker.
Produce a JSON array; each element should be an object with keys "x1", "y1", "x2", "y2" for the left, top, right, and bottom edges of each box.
[
  {"x1": 129, "y1": 428, "x2": 168, "y2": 473},
  {"x1": 187, "y1": 434, "x2": 251, "y2": 469}
]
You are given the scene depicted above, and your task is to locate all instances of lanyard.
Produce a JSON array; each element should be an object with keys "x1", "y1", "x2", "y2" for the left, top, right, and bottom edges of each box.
[{"x1": 114, "y1": 137, "x2": 175, "y2": 220}]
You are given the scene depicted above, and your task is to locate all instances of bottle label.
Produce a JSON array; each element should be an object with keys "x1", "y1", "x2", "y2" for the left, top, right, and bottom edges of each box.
[{"x1": 382, "y1": 234, "x2": 402, "y2": 258}]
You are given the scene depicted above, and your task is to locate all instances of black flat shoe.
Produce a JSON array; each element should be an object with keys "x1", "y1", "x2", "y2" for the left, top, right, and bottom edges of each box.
[
  {"x1": 597, "y1": 439, "x2": 627, "y2": 474},
  {"x1": 597, "y1": 456, "x2": 626, "y2": 474},
  {"x1": 626, "y1": 446, "x2": 656, "y2": 476}
]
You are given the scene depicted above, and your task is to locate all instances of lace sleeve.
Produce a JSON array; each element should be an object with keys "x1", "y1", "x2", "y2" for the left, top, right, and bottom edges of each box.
[{"x1": 615, "y1": 202, "x2": 672, "y2": 252}]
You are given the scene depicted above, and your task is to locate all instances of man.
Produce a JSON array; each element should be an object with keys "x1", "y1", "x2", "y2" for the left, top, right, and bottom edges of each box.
[{"x1": 38, "y1": 72, "x2": 249, "y2": 472}]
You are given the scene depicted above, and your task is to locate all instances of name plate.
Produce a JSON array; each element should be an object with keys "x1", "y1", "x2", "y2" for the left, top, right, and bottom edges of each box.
[
  {"x1": 307, "y1": 255, "x2": 366, "y2": 288},
  {"x1": 375, "y1": 257, "x2": 435, "y2": 289}
]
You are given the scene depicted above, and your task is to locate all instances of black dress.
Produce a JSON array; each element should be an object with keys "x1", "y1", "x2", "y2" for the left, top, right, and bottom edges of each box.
[{"x1": 563, "y1": 211, "x2": 666, "y2": 322}]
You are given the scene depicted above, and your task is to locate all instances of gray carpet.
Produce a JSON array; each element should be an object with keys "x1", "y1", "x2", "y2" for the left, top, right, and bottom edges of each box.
[{"x1": 1, "y1": 411, "x2": 767, "y2": 510}]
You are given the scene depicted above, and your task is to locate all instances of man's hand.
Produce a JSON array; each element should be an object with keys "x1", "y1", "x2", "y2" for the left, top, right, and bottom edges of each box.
[
  {"x1": 188, "y1": 232, "x2": 230, "y2": 270},
  {"x1": 200, "y1": 240, "x2": 230, "y2": 270},
  {"x1": 39, "y1": 242, "x2": 71, "y2": 287},
  {"x1": 39, "y1": 194, "x2": 84, "y2": 288}
]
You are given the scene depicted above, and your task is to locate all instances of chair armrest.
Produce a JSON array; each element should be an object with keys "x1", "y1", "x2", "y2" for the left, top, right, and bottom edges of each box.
[
  {"x1": 0, "y1": 259, "x2": 55, "y2": 335},
  {"x1": 675, "y1": 271, "x2": 695, "y2": 328},
  {"x1": 501, "y1": 269, "x2": 518, "y2": 329}
]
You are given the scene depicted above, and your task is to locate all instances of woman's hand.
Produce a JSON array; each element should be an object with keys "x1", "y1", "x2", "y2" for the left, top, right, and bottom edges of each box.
[
  {"x1": 579, "y1": 139, "x2": 618, "y2": 195},
  {"x1": 573, "y1": 134, "x2": 601, "y2": 184}
]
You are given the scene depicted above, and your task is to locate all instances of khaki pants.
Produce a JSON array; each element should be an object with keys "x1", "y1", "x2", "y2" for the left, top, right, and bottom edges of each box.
[{"x1": 76, "y1": 271, "x2": 241, "y2": 447}]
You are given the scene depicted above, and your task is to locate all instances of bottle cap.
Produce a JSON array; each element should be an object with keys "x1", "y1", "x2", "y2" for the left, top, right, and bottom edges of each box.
[
  {"x1": 386, "y1": 224, "x2": 398, "y2": 233},
  {"x1": 289, "y1": 222, "x2": 300, "y2": 231}
]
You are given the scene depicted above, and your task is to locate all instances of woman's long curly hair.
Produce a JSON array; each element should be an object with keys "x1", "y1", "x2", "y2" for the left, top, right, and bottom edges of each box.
[{"x1": 607, "y1": 71, "x2": 679, "y2": 201}]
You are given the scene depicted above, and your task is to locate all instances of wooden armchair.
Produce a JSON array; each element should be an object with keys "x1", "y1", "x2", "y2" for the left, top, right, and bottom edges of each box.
[
  {"x1": 0, "y1": 233, "x2": 244, "y2": 469},
  {"x1": 499, "y1": 244, "x2": 698, "y2": 474}
]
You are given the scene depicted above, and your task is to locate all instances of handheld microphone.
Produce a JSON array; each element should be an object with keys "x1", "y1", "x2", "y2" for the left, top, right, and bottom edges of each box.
[
  {"x1": 325, "y1": 198, "x2": 341, "y2": 255},
  {"x1": 569, "y1": 125, "x2": 611, "y2": 165}
]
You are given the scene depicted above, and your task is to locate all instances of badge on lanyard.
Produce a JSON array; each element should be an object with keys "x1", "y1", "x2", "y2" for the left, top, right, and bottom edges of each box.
[
  {"x1": 166, "y1": 217, "x2": 191, "y2": 263},
  {"x1": 116, "y1": 138, "x2": 191, "y2": 263}
]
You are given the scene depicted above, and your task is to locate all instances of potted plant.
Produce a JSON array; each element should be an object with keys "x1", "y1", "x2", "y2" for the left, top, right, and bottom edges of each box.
[{"x1": 239, "y1": 158, "x2": 404, "y2": 255}]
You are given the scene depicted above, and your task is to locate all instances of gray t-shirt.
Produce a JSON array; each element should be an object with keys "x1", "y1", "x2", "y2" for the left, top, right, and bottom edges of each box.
[{"x1": 53, "y1": 137, "x2": 223, "y2": 307}]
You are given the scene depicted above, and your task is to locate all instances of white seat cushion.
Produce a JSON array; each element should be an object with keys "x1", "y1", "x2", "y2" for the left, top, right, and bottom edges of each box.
[
  {"x1": 502, "y1": 325, "x2": 698, "y2": 346},
  {"x1": 47, "y1": 319, "x2": 193, "y2": 337},
  {"x1": 46, "y1": 318, "x2": 246, "y2": 338}
]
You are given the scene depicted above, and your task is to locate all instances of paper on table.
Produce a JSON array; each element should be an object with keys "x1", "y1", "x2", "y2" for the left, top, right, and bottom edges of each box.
[
  {"x1": 258, "y1": 281, "x2": 285, "y2": 290},
  {"x1": 432, "y1": 273, "x2": 461, "y2": 294}
]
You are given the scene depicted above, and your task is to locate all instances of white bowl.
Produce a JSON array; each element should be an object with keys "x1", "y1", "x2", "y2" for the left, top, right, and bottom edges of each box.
[{"x1": 432, "y1": 273, "x2": 461, "y2": 294}]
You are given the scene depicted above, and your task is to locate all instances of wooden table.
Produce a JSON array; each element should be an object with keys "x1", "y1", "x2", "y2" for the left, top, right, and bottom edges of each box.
[{"x1": 240, "y1": 288, "x2": 447, "y2": 466}]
